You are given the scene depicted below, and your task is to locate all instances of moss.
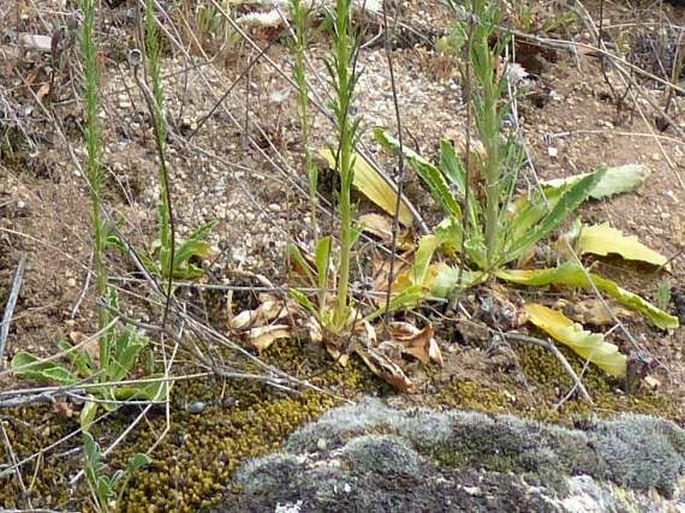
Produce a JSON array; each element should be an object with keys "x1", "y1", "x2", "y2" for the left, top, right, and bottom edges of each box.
[
  {"x1": 116, "y1": 387, "x2": 339, "y2": 512},
  {"x1": 2, "y1": 326, "x2": 679, "y2": 511},
  {"x1": 434, "y1": 342, "x2": 680, "y2": 428},
  {"x1": 0, "y1": 333, "x2": 382, "y2": 512}
]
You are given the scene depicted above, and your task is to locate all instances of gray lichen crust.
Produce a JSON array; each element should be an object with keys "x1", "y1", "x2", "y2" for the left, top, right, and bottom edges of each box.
[{"x1": 217, "y1": 399, "x2": 685, "y2": 513}]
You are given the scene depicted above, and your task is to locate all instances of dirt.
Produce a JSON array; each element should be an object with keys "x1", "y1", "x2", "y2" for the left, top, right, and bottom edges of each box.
[{"x1": 1, "y1": 0, "x2": 684, "y2": 511}]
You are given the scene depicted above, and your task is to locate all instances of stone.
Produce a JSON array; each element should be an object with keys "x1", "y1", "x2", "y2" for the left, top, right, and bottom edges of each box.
[{"x1": 214, "y1": 399, "x2": 685, "y2": 513}]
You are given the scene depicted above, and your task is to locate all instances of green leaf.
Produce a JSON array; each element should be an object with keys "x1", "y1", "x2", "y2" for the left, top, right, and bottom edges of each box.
[
  {"x1": 173, "y1": 240, "x2": 209, "y2": 268},
  {"x1": 431, "y1": 265, "x2": 486, "y2": 298},
  {"x1": 11, "y1": 352, "x2": 80, "y2": 385},
  {"x1": 410, "y1": 235, "x2": 441, "y2": 286},
  {"x1": 385, "y1": 284, "x2": 424, "y2": 312},
  {"x1": 506, "y1": 168, "x2": 605, "y2": 264},
  {"x1": 56, "y1": 339, "x2": 94, "y2": 377},
  {"x1": 315, "y1": 236, "x2": 332, "y2": 294},
  {"x1": 105, "y1": 233, "x2": 127, "y2": 253},
  {"x1": 434, "y1": 216, "x2": 463, "y2": 256},
  {"x1": 126, "y1": 452, "x2": 152, "y2": 475},
  {"x1": 107, "y1": 327, "x2": 147, "y2": 382},
  {"x1": 107, "y1": 285, "x2": 120, "y2": 311},
  {"x1": 288, "y1": 243, "x2": 316, "y2": 286},
  {"x1": 113, "y1": 377, "x2": 167, "y2": 402},
  {"x1": 525, "y1": 303, "x2": 627, "y2": 378},
  {"x1": 506, "y1": 185, "x2": 561, "y2": 245},
  {"x1": 438, "y1": 140, "x2": 468, "y2": 196},
  {"x1": 432, "y1": 265, "x2": 460, "y2": 298},
  {"x1": 83, "y1": 432, "x2": 100, "y2": 464},
  {"x1": 289, "y1": 288, "x2": 315, "y2": 313},
  {"x1": 497, "y1": 262, "x2": 679, "y2": 329},
  {"x1": 374, "y1": 128, "x2": 462, "y2": 218},
  {"x1": 174, "y1": 220, "x2": 218, "y2": 266},
  {"x1": 109, "y1": 469, "x2": 125, "y2": 489},
  {"x1": 439, "y1": 140, "x2": 480, "y2": 231},
  {"x1": 589, "y1": 273, "x2": 678, "y2": 330},
  {"x1": 80, "y1": 399, "x2": 99, "y2": 430},
  {"x1": 384, "y1": 235, "x2": 441, "y2": 312},
  {"x1": 96, "y1": 478, "x2": 111, "y2": 508},
  {"x1": 138, "y1": 252, "x2": 157, "y2": 276},
  {"x1": 541, "y1": 164, "x2": 651, "y2": 199}
]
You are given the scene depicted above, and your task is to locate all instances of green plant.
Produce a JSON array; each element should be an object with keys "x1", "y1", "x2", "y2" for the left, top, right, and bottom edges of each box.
[
  {"x1": 325, "y1": 0, "x2": 362, "y2": 331},
  {"x1": 289, "y1": 0, "x2": 363, "y2": 335},
  {"x1": 107, "y1": 2, "x2": 217, "y2": 282},
  {"x1": 12, "y1": 1, "x2": 164, "y2": 426},
  {"x1": 138, "y1": 219, "x2": 218, "y2": 281},
  {"x1": 375, "y1": 0, "x2": 677, "y2": 377},
  {"x1": 290, "y1": 0, "x2": 319, "y2": 239},
  {"x1": 80, "y1": 0, "x2": 110, "y2": 370},
  {"x1": 83, "y1": 431, "x2": 151, "y2": 512},
  {"x1": 144, "y1": 0, "x2": 176, "y2": 286},
  {"x1": 178, "y1": 0, "x2": 239, "y2": 56},
  {"x1": 379, "y1": 0, "x2": 528, "y2": 279},
  {"x1": 144, "y1": 0, "x2": 217, "y2": 282},
  {"x1": 656, "y1": 280, "x2": 672, "y2": 311},
  {"x1": 12, "y1": 289, "x2": 165, "y2": 427}
]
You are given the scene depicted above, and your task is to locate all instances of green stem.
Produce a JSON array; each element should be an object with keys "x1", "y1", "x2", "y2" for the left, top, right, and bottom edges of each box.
[
  {"x1": 291, "y1": 0, "x2": 318, "y2": 238},
  {"x1": 80, "y1": 0, "x2": 109, "y2": 368},
  {"x1": 470, "y1": 1, "x2": 503, "y2": 267},
  {"x1": 331, "y1": 0, "x2": 356, "y2": 330}
]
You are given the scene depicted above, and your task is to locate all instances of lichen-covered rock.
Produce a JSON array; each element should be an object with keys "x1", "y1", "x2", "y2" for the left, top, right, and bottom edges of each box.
[{"x1": 216, "y1": 399, "x2": 685, "y2": 513}]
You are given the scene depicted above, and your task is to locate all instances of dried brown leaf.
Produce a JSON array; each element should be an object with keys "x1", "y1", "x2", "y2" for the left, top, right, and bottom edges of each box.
[
  {"x1": 359, "y1": 213, "x2": 414, "y2": 250},
  {"x1": 247, "y1": 324, "x2": 291, "y2": 352},
  {"x1": 383, "y1": 322, "x2": 443, "y2": 366},
  {"x1": 355, "y1": 347, "x2": 417, "y2": 393},
  {"x1": 229, "y1": 294, "x2": 287, "y2": 330}
]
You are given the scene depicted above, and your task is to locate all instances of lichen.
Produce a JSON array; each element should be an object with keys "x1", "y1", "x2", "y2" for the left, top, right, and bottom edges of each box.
[{"x1": 222, "y1": 399, "x2": 685, "y2": 512}]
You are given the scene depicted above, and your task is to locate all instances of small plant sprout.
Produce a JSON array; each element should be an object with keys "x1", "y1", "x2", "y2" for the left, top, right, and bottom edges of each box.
[
  {"x1": 83, "y1": 431, "x2": 151, "y2": 513},
  {"x1": 656, "y1": 280, "x2": 673, "y2": 311}
]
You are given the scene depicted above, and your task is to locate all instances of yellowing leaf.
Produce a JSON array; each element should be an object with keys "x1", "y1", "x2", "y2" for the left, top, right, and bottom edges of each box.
[
  {"x1": 525, "y1": 303, "x2": 627, "y2": 378},
  {"x1": 319, "y1": 148, "x2": 413, "y2": 227},
  {"x1": 497, "y1": 263, "x2": 679, "y2": 330},
  {"x1": 577, "y1": 222, "x2": 668, "y2": 269}
]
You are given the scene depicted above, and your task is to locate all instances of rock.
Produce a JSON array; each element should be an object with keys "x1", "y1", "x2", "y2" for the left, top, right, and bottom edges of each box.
[{"x1": 215, "y1": 399, "x2": 685, "y2": 513}]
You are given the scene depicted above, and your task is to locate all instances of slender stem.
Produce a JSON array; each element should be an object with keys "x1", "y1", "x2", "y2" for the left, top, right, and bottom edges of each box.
[
  {"x1": 291, "y1": 0, "x2": 318, "y2": 239},
  {"x1": 381, "y1": 0, "x2": 405, "y2": 320},
  {"x1": 331, "y1": 0, "x2": 357, "y2": 330},
  {"x1": 470, "y1": 0, "x2": 503, "y2": 267},
  {"x1": 145, "y1": 0, "x2": 175, "y2": 326},
  {"x1": 80, "y1": 0, "x2": 109, "y2": 369}
]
